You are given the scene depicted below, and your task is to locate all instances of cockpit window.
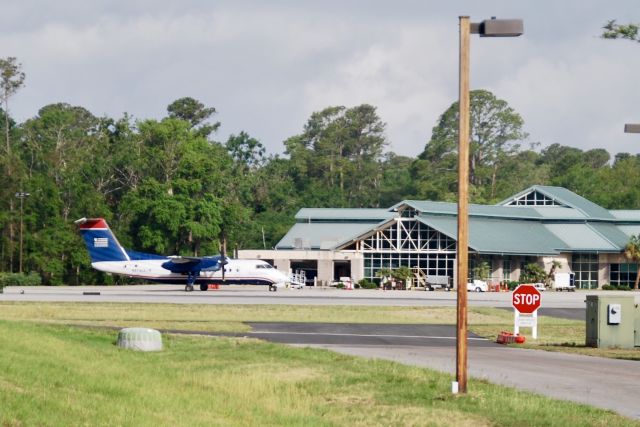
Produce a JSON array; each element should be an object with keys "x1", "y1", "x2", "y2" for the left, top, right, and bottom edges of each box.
[{"x1": 256, "y1": 264, "x2": 274, "y2": 269}]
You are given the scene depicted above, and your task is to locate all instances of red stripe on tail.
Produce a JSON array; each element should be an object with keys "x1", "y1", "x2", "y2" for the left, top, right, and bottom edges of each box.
[{"x1": 78, "y1": 218, "x2": 109, "y2": 230}]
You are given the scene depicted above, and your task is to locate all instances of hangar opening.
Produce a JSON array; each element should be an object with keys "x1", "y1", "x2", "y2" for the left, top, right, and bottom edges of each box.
[
  {"x1": 290, "y1": 260, "x2": 317, "y2": 286},
  {"x1": 333, "y1": 260, "x2": 351, "y2": 282}
]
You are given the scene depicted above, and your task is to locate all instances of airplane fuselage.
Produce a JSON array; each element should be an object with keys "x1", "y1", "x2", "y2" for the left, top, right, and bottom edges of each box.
[
  {"x1": 76, "y1": 217, "x2": 289, "y2": 291},
  {"x1": 92, "y1": 258, "x2": 288, "y2": 287}
]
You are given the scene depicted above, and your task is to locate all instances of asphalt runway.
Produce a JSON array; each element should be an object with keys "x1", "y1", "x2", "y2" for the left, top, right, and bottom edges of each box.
[
  {"x1": 2, "y1": 285, "x2": 630, "y2": 309},
  {"x1": 240, "y1": 322, "x2": 495, "y2": 347}
]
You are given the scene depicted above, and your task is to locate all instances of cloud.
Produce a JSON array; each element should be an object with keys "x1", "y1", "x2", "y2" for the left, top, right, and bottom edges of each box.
[
  {"x1": 302, "y1": 24, "x2": 458, "y2": 156},
  {"x1": 2, "y1": 1, "x2": 640, "y2": 159},
  {"x1": 496, "y1": 35, "x2": 640, "y2": 156}
]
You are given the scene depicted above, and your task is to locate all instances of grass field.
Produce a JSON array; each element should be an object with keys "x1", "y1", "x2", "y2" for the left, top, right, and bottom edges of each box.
[
  {"x1": 0, "y1": 301, "x2": 638, "y2": 360},
  {"x1": 0, "y1": 301, "x2": 500, "y2": 331},
  {"x1": 1, "y1": 320, "x2": 637, "y2": 426}
]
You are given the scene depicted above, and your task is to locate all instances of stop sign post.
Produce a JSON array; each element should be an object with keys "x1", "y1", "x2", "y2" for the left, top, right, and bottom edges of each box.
[{"x1": 511, "y1": 284, "x2": 541, "y2": 338}]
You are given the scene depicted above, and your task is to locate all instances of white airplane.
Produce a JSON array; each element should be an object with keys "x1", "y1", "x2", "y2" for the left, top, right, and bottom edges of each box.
[{"x1": 75, "y1": 217, "x2": 289, "y2": 292}]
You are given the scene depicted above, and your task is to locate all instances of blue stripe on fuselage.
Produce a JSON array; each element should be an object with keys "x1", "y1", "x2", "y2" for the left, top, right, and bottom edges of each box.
[{"x1": 145, "y1": 277, "x2": 275, "y2": 286}]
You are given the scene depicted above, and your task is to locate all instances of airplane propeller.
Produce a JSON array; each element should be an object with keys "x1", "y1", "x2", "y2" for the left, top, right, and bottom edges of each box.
[{"x1": 220, "y1": 232, "x2": 228, "y2": 282}]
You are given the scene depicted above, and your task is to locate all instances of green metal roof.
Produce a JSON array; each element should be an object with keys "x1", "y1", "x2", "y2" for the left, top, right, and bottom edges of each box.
[
  {"x1": 396, "y1": 200, "x2": 543, "y2": 219},
  {"x1": 588, "y1": 223, "x2": 632, "y2": 248},
  {"x1": 417, "y1": 215, "x2": 566, "y2": 255},
  {"x1": 543, "y1": 224, "x2": 618, "y2": 252},
  {"x1": 276, "y1": 222, "x2": 379, "y2": 250},
  {"x1": 531, "y1": 206, "x2": 587, "y2": 219},
  {"x1": 397, "y1": 199, "x2": 589, "y2": 221},
  {"x1": 275, "y1": 187, "x2": 640, "y2": 254},
  {"x1": 610, "y1": 210, "x2": 640, "y2": 221},
  {"x1": 295, "y1": 208, "x2": 394, "y2": 222},
  {"x1": 617, "y1": 225, "x2": 640, "y2": 239},
  {"x1": 499, "y1": 185, "x2": 614, "y2": 220}
]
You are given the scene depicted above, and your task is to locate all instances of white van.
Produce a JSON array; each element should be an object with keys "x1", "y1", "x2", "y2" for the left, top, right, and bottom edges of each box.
[
  {"x1": 533, "y1": 282, "x2": 546, "y2": 292},
  {"x1": 467, "y1": 279, "x2": 488, "y2": 292}
]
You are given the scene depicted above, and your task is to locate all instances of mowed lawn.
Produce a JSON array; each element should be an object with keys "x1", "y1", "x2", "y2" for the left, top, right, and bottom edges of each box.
[
  {"x1": 0, "y1": 301, "x2": 503, "y2": 332},
  {"x1": 0, "y1": 301, "x2": 638, "y2": 359},
  {"x1": 1, "y1": 320, "x2": 637, "y2": 427}
]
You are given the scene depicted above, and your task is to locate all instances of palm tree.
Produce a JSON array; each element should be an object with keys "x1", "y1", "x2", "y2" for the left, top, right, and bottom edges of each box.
[
  {"x1": 472, "y1": 261, "x2": 491, "y2": 281},
  {"x1": 521, "y1": 263, "x2": 546, "y2": 284},
  {"x1": 376, "y1": 267, "x2": 393, "y2": 289},
  {"x1": 624, "y1": 235, "x2": 640, "y2": 290},
  {"x1": 392, "y1": 266, "x2": 413, "y2": 290},
  {"x1": 545, "y1": 260, "x2": 562, "y2": 289}
]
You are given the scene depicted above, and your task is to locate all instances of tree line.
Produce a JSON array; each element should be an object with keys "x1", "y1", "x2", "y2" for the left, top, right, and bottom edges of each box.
[{"x1": 2, "y1": 57, "x2": 640, "y2": 285}]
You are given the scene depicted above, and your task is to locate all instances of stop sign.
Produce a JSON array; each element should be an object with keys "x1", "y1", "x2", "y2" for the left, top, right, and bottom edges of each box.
[{"x1": 511, "y1": 284, "x2": 541, "y2": 314}]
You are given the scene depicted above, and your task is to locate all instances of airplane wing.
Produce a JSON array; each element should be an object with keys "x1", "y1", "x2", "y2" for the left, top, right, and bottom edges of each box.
[
  {"x1": 166, "y1": 255, "x2": 204, "y2": 263},
  {"x1": 162, "y1": 255, "x2": 223, "y2": 273}
]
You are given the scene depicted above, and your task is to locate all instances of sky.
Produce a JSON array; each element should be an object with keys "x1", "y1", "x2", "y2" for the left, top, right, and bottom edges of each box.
[{"x1": 2, "y1": 1, "x2": 639, "y2": 158}]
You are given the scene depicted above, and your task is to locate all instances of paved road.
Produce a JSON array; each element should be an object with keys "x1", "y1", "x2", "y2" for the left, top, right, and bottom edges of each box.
[
  {"x1": 222, "y1": 322, "x2": 640, "y2": 420},
  {"x1": 241, "y1": 322, "x2": 495, "y2": 347}
]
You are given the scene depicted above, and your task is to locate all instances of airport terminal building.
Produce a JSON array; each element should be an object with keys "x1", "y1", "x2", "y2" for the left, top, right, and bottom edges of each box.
[{"x1": 239, "y1": 186, "x2": 640, "y2": 289}]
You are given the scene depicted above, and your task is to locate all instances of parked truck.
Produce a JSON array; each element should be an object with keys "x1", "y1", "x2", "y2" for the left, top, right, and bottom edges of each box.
[
  {"x1": 553, "y1": 272, "x2": 576, "y2": 291},
  {"x1": 425, "y1": 275, "x2": 452, "y2": 291}
]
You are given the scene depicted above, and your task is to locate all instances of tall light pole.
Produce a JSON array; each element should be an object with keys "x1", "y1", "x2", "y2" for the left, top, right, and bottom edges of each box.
[
  {"x1": 455, "y1": 16, "x2": 523, "y2": 395},
  {"x1": 15, "y1": 191, "x2": 29, "y2": 273}
]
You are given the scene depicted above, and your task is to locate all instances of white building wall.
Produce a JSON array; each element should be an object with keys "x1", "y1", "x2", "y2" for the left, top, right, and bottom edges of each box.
[
  {"x1": 598, "y1": 253, "x2": 609, "y2": 287},
  {"x1": 351, "y1": 257, "x2": 364, "y2": 283},
  {"x1": 240, "y1": 250, "x2": 624, "y2": 289},
  {"x1": 238, "y1": 249, "x2": 364, "y2": 284},
  {"x1": 274, "y1": 259, "x2": 290, "y2": 272},
  {"x1": 492, "y1": 258, "x2": 503, "y2": 283},
  {"x1": 317, "y1": 259, "x2": 333, "y2": 285},
  {"x1": 541, "y1": 254, "x2": 571, "y2": 274}
]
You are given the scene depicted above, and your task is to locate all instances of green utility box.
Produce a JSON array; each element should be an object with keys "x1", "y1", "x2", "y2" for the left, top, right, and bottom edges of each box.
[
  {"x1": 585, "y1": 295, "x2": 636, "y2": 349},
  {"x1": 636, "y1": 304, "x2": 640, "y2": 348}
]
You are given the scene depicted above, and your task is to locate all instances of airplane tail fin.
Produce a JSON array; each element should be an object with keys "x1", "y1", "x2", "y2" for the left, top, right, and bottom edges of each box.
[{"x1": 75, "y1": 218, "x2": 130, "y2": 263}]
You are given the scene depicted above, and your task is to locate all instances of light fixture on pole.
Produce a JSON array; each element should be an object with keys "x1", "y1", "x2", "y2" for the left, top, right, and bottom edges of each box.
[
  {"x1": 455, "y1": 16, "x2": 523, "y2": 395},
  {"x1": 624, "y1": 124, "x2": 640, "y2": 133},
  {"x1": 15, "y1": 191, "x2": 30, "y2": 274}
]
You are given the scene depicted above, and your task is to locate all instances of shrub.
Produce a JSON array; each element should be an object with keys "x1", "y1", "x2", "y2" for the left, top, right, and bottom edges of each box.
[
  {"x1": 520, "y1": 263, "x2": 546, "y2": 283},
  {"x1": 601, "y1": 284, "x2": 615, "y2": 290},
  {"x1": 357, "y1": 279, "x2": 378, "y2": 289},
  {"x1": 617, "y1": 284, "x2": 631, "y2": 291},
  {"x1": 506, "y1": 280, "x2": 519, "y2": 290},
  {"x1": 335, "y1": 282, "x2": 345, "y2": 289},
  {"x1": 0, "y1": 272, "x2": 42, "y2": 287}
]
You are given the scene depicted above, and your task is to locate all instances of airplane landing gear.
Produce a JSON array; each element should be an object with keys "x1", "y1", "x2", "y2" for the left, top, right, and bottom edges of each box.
[
  {"x1": 185, "y1": 271, "x2": 198, "y2": 292},
  {"x1": 200, "y1": 283, "x2": 208, "y2": 291},
  {"x1": 269, "y1": 284, "x2": 277, "y2": 292}
]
